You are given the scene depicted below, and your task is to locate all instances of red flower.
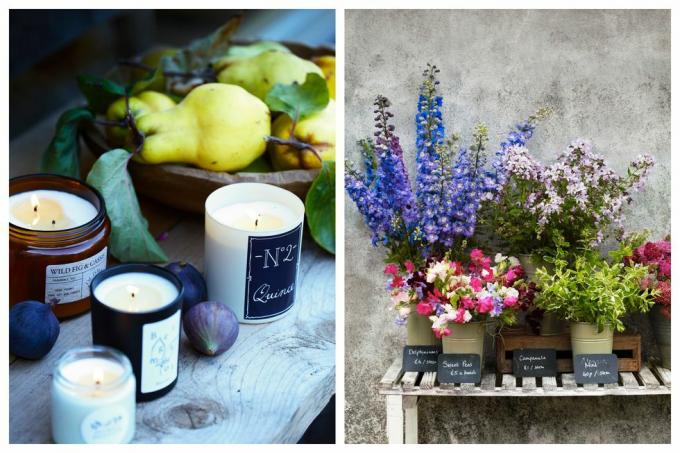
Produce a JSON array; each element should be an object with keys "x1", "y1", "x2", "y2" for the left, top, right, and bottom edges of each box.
[
  {"x1": 461, "y1": 296, "x2": 476, "y2": 310},
  {"x1": 477, "y1": 296, "x2": 494, "y2": 314},
  {"x1": 470, "y1": 277, "x2": 483, "y2": 292},
  {"x1": 384, "y1": 263, "x2": 399, "y2": 276},
  {"x1": 416, "y1": 301, "x2": 433, "y2": 316},
  {"x1": 390, "y1": 276, "x2": 405, "y2": 288},
  {"x1": 404, "y1": 260, "x2": 415, "y2": 273},
  {"x1": 470, "y1": 248, "x2": 484, "y2": 261}
]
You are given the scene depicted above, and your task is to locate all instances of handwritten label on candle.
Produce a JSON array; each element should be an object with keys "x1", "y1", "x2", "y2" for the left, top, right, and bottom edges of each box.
[
  {"x1": 80, "y1": 405, "x2": 130, "y2": 443},
  {"x1": 402, "y1": 346, "x2": 441, "y2": 372},
  {"x1": 141, "y1": 310, "x2": 180, "y2": 393},
  {"x1": 513, "y1": 348, "x2": 557, "y2": 377},
  {"x1": 573, "y1": 354, "x2": 619, "y2": 384},
  {"x1": 244, "y1": 224, "x2": 302, "y2": 320},
  {"x1": 437, "y1": 354, "x2": 482, "y2": 384},
  {"x1": 44, "y1": 247, "x2": 108, "y2": 304}
]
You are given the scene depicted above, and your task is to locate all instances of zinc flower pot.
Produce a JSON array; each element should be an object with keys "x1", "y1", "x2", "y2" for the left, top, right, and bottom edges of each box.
[
  {"x1": 406, "y1": 312, "x2": 440, "y2": 346},
  {"x1": 518, "y1": 254, "x2": 542, "y2": 282},
  {"x1": 539, "y1": 312, "x2": 568, "y2": 336},
  {"x1": 442, "y1": 321, "x2": 486, "y2": 365},
  {"x1": 650, "y1": 305, "x2": 671, "y2": 369},
  {"x1": 569, "y1": 322, "x2": 614, "y2": 358}
]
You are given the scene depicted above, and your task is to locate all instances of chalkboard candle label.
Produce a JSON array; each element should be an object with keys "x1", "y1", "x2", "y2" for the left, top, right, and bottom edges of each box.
[{"x1": 204, "y1": 183, "x2": 305, "y2": 324}]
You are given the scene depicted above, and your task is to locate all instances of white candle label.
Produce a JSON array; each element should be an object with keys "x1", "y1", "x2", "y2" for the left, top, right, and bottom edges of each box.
[
  {"x1": 45, "y1": 247, "x2": 108, "y2": 305},
  {"x1": 244, "y1": 223, "x2": 302, "y2": 320},
  {"x1": 80, "y1": 405, "x2": 130, "y2": 443},
  {"x1": 141, "y1": 310, "x2": 180, "y2": 393}
]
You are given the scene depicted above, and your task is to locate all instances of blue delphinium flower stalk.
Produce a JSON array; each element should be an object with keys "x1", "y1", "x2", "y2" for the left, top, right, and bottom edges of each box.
[{"x1": 344, "y1": 64, "x2": 546, "y2": 267}]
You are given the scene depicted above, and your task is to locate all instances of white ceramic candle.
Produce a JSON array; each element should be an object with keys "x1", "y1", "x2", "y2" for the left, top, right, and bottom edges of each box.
[
  {"x1": 93, "y1": 272, "x2": 179, "y2": 313},
  {"x1": 9, "y1": 189, "x2": 98, "y2": 230},
  {"x1": 51, "y1": 346, "x2": 135, "y2": 444},
  {"x1": 205, "y1": 183, "x2": 304, "y2": 324}
]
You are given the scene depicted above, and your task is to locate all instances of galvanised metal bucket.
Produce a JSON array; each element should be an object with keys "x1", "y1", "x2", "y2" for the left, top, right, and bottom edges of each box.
[
  {"x1": 442, "y1": 321, "x2": 486, "y2": 366},
  {"x1": 540, "y1": 312, "x2": 568, "y2": 336},
  {"x1": 650, "y1": 305, "x2": 671, "y2": 369},
  {"x1": 570, "y1": 322, "x2": 614, "y2": 358},
  {"x1": 406, "y1": 312, "x2": 440, "y2": 346}
]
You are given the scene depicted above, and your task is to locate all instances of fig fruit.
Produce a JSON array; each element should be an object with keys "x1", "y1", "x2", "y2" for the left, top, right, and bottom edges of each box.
[
  {"x1": 10, "y1": 301, "x2": 60, "y2": 360},
  {"x1": 183, "y1": 302, "x2": 239, "y2": 356},
  {"x1": 164, "y1": 261, "x2": 207, "y2": 315}
]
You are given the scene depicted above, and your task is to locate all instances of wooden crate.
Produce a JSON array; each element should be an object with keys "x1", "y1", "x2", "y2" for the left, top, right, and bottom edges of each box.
[{"x1": 495, "y1": 331, "x2": 641, "y2": 373}]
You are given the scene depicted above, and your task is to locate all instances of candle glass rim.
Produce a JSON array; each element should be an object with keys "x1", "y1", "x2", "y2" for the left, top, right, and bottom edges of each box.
[
  {"x1": 9, "y1": 174, "x2": 107, "y2": 237},
  {"x1": 54, "y1": 345, "x2": 133, "y2": 392},
  {"x1": 205, "y1": 182, "x2": 305, "y2": 234},
  {"x1": 90, "y1": 264, "x2": 184, "y2": 315}
]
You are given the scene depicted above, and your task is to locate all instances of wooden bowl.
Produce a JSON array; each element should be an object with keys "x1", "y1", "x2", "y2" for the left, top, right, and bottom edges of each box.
[{"x1": 82, "y1": 41, "x2": 334, "y2": 214}]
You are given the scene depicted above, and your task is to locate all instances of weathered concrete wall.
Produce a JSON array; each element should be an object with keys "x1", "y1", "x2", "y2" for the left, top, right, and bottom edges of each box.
[{"x1": 344, "y1": 10, "x2": 670, "y2": 444}]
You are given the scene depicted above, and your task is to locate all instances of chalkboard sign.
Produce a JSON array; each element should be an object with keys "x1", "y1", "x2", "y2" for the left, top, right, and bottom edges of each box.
[
  {"x1": 573, "y1": 354, "x2": 619, "y2": 384},
  {"x1": 402, "y1": 346, "x2": 441, "y2": 372},
  {"x1": 244, "y1": 224, "x2": 303, "y2": 320},
  {"x1": 437, "y1": 354, "x2": 481, "y2": 384},
  {"x1": 513, "y1": 348, "x2": 557, "y2": 377}
]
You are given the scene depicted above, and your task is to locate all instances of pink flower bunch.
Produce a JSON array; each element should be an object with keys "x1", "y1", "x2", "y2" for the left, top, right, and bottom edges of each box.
[{"x1": 627, "y1": 239, "x2": 671, "y2": 318}]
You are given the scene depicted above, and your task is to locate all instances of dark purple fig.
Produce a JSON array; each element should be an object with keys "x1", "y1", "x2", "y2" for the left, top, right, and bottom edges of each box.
[
  {"x1": 183, "y1": 301, "x2": 239, "y2": 356},
  {"x1": 10, "y1": 301, "x2": 60, "y2": 360},
  {"x1": 165, "y1": 261, "x2": 207, "y2": 315}
]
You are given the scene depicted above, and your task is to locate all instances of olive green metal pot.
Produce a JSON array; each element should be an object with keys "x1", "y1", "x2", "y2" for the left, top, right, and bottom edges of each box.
[
  {"x1": 406, "y1": 312, "x2": 440, "y2": 346},
  {"x1": 442, "y1": 321, "x2": 486, "y2": 366},
  {"x1": 650, "y1": 305, "x2": 671, "y2": 369},
  {"x1": 570, "y1": 322, "x2": 614, "y2": 358}
]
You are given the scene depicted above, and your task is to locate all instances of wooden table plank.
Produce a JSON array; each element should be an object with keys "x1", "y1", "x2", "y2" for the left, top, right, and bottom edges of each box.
[
  {"x1": 521, "y1": 377, "x2": 536, "y2": 392},
  {"x1": 420, "y1": 372, "x2": 435, "y2": 390},
  {"x1": 10, "y1": 219, "x2": 335, "y2": 444},
  {"x1": 481, "y1": 372, "x2": 496, "y2": 391},
  {"x1": 561, "y1": 374, "x2": 577, "y2": 390},
  {"x1": 621, "y1": 372, "x2": 639, "y2": 390},
  {"x1": 401, "y1": 372, "x2": 419, "y2": 391},
  {"x1": 380, "y1": 358, "x2": 404, "y2": 390},
  {"x1": 655, "y1": 367, "x2": 671, "y2": 387},
  {"x1": 542, "y1": 376, "x2": 557, "y2": 392},
  {"x1": 638, "y1": 367, "x2": 660, "y2": 389},
  {"x1": 501, "y1": 374, "x2": 516, "y2": 390}
]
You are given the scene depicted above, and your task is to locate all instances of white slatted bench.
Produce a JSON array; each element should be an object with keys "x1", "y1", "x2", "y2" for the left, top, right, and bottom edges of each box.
[{"x1": 378, "y1": 356, "x2": 671, "y2": 444}]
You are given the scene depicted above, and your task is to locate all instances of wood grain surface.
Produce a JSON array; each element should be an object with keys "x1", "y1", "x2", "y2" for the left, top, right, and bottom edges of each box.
[{"x1": 9, "y1": 111, "x2": 336, "y2": 444}]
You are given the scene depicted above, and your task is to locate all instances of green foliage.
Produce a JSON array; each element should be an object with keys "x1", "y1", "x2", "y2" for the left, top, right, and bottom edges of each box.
[
  {"x1": 534, "y1": 243, "x2": 656, "y2": 332},
  {"x1": 305, "y1": 161, "x2": 335, "y2": 254},
  {"x1": 162, "y1": 16, "x2": 241, "y2": 73},
  {"x1": 86, "y1": 149, "x2": 168, "y2": 263},
  {"x1": 265, "y1": 73, "x2": 329, "y2": 122},
  {"x1": 77, "y1": 75, "x2": 127, "y2": 114},
  {"x1": 40, "y1": 108, "x2": 94, "y2": 178}
]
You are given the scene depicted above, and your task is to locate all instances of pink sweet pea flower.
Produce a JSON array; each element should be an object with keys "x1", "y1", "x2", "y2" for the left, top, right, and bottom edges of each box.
[
  {"x1": 505, "y1": 268, "x2": 517, "y2": 284},
  {"x1": 503, "y1": 296, "x2": 518, "y2": 307},
  {"x1": 404, "y1": 260, "x2": 415, "y2": 273},
  {"x1": 384, "y1": 263, "x2": 399, "y2": 276},
  {"x1": 416, "y1": 301, "x2": 433, "y2": 316},
  {"x1": 477, "y1": 296, "x2": 494, "y2": 314},
  {"x1": 481, "y1": 267, "x2": 494, "y2": 282},
  {"x1": 390, "y1": 276, "x2": 405, "y2": 288},
  {"x1": 461, "y1": 296, "x2": 476, "y2": 310},
  {"x1": 434, "y1": 327, "x2": 452, "y2": 338},
  {"x1": 453, "y1": 307, "x2": 468, "y2": 324},
  {"x1": 658, "y1": 260, "x2": 671, "y2": 279},
  {"x1": 470, "y1": 248, "x2": 484, "y2": 261},
  {"x1": 470, "y1": 277, "x2": 483, "y2": 293}
]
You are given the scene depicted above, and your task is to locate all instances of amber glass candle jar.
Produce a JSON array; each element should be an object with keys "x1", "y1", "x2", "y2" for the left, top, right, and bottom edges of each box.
[{"x1": 9, "y1": 174, "x2": 111, "y2": 319}]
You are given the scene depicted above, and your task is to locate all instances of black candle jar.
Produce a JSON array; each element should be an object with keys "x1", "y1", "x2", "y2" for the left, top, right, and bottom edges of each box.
[{"x1": 90, "y1": 264, "x2": 184, "y2": 402}]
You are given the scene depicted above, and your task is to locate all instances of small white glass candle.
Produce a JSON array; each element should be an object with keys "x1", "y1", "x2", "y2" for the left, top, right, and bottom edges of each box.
[
  {"x1": 93, "y1": 272, "x2": 179, "y2": 313},
  {"x1": 205, "y1": 183, "x2": 304, "y2": 324},
  {"x1": 9, "y1": 189, "x2": 98, "y2": 230},
  {"x1": 51, "y1": 346, "x2": 135, "y2": 444}
]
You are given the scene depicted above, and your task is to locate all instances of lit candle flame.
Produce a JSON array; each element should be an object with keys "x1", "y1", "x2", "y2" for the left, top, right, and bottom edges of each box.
[{"x1": 93, "y1": 367, "x2": 104, "y2": 386}]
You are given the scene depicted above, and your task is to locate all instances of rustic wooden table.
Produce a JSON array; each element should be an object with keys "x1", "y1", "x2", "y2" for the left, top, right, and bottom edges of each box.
[{"x1": 9, "y1": 110, "x2": 336, "y2": 443}]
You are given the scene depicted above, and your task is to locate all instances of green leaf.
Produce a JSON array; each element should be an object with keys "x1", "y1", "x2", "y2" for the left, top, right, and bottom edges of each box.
[
  {"x1": 265, "y1": 73, "x2": 329, "y2": 122},
  {"x1": 163, "y1": 16, "x2": 242, "y2": 73},
  {"x1": 129, "y1": 67, "x2": 163, "y2": 95},
  {"x1": 40, "y1": 107, "x2": 94, "y2": 179},
  {"x1": 305, "y1": 161, "x2": 335, "y2": 254},
  {"x1": 86, "y1": 149, "x2": 168, "y2": 263},
  {"x1": 77, "y1": 74, "x2": 127, "y2": 114},
  {"x1": 240, "y1": 156, "x2": 273, "y2": 173}
]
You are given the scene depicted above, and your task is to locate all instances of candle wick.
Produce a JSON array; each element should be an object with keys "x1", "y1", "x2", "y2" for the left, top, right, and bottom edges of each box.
[
  {"x1": 131, "y1": 292, "x2": 135, "y2": 298},
  {"x1": 255, "y1": 218, "x2": 259, "y2": 227},
  {"x1": 51, "y1": 220, "x2": 56, "y2": 225},
  {"x1": 33, "y1": 205, "x2": 38, "y2": 213}
]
